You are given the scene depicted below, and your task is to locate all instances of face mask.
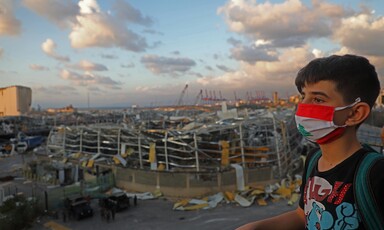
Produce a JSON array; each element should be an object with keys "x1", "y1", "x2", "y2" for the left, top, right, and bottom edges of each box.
[{"x1": 295, "y1": 98, "x2": 360, "y2": 144}]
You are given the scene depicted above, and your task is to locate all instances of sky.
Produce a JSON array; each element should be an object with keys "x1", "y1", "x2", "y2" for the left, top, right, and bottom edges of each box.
[{"x1": 0, "y1": 0, "x2": 384, "y2": 109}]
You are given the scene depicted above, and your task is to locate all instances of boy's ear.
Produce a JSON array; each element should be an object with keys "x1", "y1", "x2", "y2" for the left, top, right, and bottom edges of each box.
[{"x1": 346, "y1": 102, "x2": 371, "y2": 125}]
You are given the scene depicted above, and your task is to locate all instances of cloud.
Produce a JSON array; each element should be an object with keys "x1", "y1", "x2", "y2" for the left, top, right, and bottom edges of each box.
[
  {"x1": 29, "y1": 64, "x2": 49, "y2": 71},
  {"x1": 216, "y1": 65, "x2": 234, "y2": 72},
  {"x1": 197, "y1": 47, "x2": 314, "y2": 94},
  {"x1": 33, "y1": 85, "x2": 78, "y2": 95},
  {"x1": 0, "y1": 0, "x2": 21, "y2": 36},
  {"x1": 121, "y1": 62, "x2": 135, "y2": 68},
  {"x1": 69, "y1": 12, "x2": 147, "y2": 51},
  {"x1": 69, "y1": 0, "x2": 150, "y2": 51},
  {"x1": 68, "y1": 60, "x2": 108, "y2": 71},
  {"x1": 171, "y1": 51, "x2": 180, "y2": 55},
  {"x1": 218, "y1": 0, "x2": 348, "y2": 48},
  {"x1": 213, "y1": 0, "x2": 384, "y2": 96},
  {"x1": 41, "y1": 38, "x2": 70, "y2": 62},
  {"x1": 25, "y1": 0, "x2": 151, "y2": 51},
  {"x1": 134, "y1": 83, "x2": 193, "y2": 99},
  {"x1": 0, "y1": 48, "x2": 3, "y2": 58},
  {"x1": 230, "y1": 43, "x2": 278, "y2": 63},
  {"x1": 87, "y1": 85, "x2": 102, "y2": 92},
  {"x1": 143, "y1": 29, "x2": 163, "y2": 35},
  {"x1": 22, "y1": 0, "x2": 78, "y2": 28},
  {"x1": 227, "y1": 37, "x2": 242, "y2": 46},
  {"x1": 333, "y1": 13, "x2": 384, "y2": 56},
  {"x1": 60, "y1": 69, "x2": 121, "y2": 89},
  {"x1": 101, "y1": 53, "x2": 118, "y2": 59},
  {"x1": 113, "y1": 0, "x2": 153, "y2": 26},
  {"x1": 141, "y1": 54, "x2": 196, "y2": 76},
  {"x1": 78, "y1": 0, "x2": 100, "y2": 14}
]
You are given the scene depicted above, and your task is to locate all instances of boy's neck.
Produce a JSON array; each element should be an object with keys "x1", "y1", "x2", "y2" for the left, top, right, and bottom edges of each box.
[{"x1": 318, "y1": 130, "x2": 361, "y2": 170}]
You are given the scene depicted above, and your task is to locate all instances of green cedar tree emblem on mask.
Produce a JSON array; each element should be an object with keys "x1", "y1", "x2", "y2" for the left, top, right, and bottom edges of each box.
[{"x1": 298, "y1": 124, "x2": 313, "y2": 137}]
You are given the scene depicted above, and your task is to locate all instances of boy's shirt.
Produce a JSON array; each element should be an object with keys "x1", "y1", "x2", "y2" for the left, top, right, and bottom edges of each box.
[{"x1": 299, "y1": 148, "x2": 384, "y2": 230}]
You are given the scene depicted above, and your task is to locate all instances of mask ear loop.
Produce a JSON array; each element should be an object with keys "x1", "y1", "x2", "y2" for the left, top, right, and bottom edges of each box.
[
  {"x1": 332, "y1": 97, "x2": 361, "y2": 127},
  {"x1": 334, "y1": 97, "x2": 361, "y2": 111}
]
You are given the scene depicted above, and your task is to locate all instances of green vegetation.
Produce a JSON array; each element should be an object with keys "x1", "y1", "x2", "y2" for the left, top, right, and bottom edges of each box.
[{"x1": 0, "y1": 194, "x2": 42, "y2": 230}]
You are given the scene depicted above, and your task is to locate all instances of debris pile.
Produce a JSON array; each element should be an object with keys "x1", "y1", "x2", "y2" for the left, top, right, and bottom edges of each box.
[{"x1": 172, "y1": 175, "x2": 302, "y2": 211}]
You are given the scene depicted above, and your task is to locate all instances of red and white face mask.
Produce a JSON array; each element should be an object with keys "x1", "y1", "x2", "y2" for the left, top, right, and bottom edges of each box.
[{"x1": 295, "y1": 98, "x2": 360, "y2": 144}]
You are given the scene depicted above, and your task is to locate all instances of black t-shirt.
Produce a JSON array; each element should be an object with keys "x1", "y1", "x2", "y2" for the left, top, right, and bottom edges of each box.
[{"x1": 299, "y1": 148, "x2": 384, "y2": 229}]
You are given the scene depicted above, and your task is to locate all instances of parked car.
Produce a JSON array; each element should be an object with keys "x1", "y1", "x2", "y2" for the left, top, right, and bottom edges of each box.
[
  {"x1": 99, "y1": 192, "x2": 130, "y2": 213},
  {"x1": 64, "y1": 195, "x2": 93, "y2": 220},
  {"x1": 0, "y1": 138, "x2": 13, "y2": 156},
  {"x1": 108, "y1": 192, "x2": 130, "y2": 211}
]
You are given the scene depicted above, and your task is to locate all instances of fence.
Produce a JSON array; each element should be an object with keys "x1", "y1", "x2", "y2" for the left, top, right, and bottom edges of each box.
[{"x1": 14, "y1": 171, "x2": 115, "y2": 211}]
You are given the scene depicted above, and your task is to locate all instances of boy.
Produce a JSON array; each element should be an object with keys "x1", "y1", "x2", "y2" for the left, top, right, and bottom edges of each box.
[{"x1": 237, "y1": 54, "x2": 384, "y2": 229}]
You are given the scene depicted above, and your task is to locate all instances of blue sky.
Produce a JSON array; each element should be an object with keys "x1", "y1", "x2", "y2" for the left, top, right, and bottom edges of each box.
[{"x1": 1, "y1": 0, "x2": 384, "y2": 108}]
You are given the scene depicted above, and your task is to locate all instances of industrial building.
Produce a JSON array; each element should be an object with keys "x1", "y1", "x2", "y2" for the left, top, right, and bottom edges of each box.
[{"x1": 0, "y1": 85, "x2": 32, "y2": 116}]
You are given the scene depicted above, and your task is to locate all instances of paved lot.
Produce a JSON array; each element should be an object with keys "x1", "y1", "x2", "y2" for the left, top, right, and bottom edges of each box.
[
  {"x1": 1, "y1": 154, "x2": 297, "y2": 230},
  {"x1": 30, "y1": 197, "x2": 296, "y2": 230}
]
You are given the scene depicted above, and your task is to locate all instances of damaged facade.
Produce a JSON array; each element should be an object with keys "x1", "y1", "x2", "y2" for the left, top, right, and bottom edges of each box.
[{"x1": 41, "y1": 105, "x2": 307, "y2": 197}]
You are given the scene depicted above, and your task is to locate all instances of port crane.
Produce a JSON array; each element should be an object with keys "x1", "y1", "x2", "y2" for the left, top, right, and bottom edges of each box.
[
  {"x1": 194, "y1": 89, "x2": 203, "y2": 105},
  {"x1": 177, "y1": 84, "x2": 188, "y2": 106}
]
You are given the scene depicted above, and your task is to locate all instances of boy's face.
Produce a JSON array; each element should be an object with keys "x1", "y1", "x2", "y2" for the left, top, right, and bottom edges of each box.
[{"x1": 300, "y1": 80, "x2": 352, "y2": 126}]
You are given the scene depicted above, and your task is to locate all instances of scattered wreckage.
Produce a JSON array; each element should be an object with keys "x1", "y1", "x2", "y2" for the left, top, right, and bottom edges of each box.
[{"x1": 42, "y1": 105, "x2": 308, "y2": 199}]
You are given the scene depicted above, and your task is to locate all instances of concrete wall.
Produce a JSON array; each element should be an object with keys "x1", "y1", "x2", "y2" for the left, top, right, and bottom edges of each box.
[
  {"x1": 0, "y1": 86, "x2": 32, "y2": 116},
  {"x1": 114, "y1": 166, "x2": 275, "y2": 198}
]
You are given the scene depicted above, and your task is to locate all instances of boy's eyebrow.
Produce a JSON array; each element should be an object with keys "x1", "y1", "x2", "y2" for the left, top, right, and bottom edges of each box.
[
  {"x1": 310, "y1": 91, "x2": 330, "y2": 98},
  {"x1": 301, "y1": 90, "x2": 330, "y2": 98}
]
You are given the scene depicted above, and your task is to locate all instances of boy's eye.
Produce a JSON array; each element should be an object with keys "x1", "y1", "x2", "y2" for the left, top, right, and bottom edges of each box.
[{"x1": 313, "y1": 97, "x2": 324, "y2": 103}]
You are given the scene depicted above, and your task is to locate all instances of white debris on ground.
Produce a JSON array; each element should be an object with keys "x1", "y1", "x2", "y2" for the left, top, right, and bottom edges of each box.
[
  {"x1": 171, "y1": 174, "x2": 302, "y2": 211},
  {"x1": 102, "y1": 174, "x2": 302, "y2": 211}
]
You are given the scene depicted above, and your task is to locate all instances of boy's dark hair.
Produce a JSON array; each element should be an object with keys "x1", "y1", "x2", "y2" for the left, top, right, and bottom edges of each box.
[{"x1": 295, "y1": 54, "x2": 381, "y2": 109}]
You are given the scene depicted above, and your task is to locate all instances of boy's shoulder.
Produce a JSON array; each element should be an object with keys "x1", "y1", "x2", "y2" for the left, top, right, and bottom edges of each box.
[{"x1": 369, "y1": 152, "x2": 384, "y2": 172}]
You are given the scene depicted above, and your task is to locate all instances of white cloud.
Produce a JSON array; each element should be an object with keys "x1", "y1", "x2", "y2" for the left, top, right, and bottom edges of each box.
[
  {"x1": 41, "y1": 38, "x2": 70, "y2": 62},
  {"x1": 0, "y1": 0, "x2": 21, "y2": 36},
  {"x1": 218, "y1": 0, "x2": 347, "y2": 48},
  {"x1": 312, "y1": 49, "x2": 323, "y2": 58},
  {"x1": 69, "y1": 0, "x2": 150, "y2": 51},
  {"x1": 24, "y1": 0, "x2": 151, "y2": 51},
  {"x1": 333, "y1": 13, "x2": 384, "y2": 56},
  {"x1": 196, "y1": 47, "x2": 314, "y2": 96},
  {"x1": 60, "y1": 69, "x2": 121, "y2": 89},
  {"x1": 78, "y1": 0, "x2": 100, "y2": 14},
  {"x1": 69, "y1": 11, "x2": 148, "y2": 51},
  {"x1": 68, "y1": 60, "x2": 108, "y2": 71}
]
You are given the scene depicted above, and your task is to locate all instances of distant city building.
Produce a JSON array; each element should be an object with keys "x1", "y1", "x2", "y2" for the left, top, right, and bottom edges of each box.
[
  {"x1": 46, "y1": 104, "x2": 76, "y2": 114},
  {"x1": 273, "y1": 92, "x2": 278, "y2": 105},
  {"x1": 0, "y1": 85, "x2": 32, "y2": 116},
  {"x1": 376, "y1": 89, "x2": 384, "y2": 107}
]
